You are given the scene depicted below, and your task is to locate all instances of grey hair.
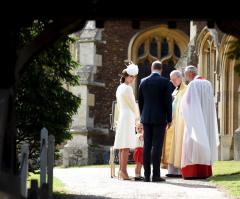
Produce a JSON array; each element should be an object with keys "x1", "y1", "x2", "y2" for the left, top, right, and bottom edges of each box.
[
  {"x1": 170, "y1": 70, "x2": 182, "y2": 78},
  {"x1": 184, "y1": 65, "x2": 198, "y2": 74}
]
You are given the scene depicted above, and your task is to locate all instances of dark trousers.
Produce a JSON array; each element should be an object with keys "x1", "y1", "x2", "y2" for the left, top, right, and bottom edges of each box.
[{"x1": 143, "y1": 124, "x2": 166, "y2": 179}]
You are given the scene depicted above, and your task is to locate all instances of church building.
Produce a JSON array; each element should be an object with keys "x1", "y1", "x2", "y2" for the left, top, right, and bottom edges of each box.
[{"x1": 62, "y1": 20, "x2": 240, "y2": 166}]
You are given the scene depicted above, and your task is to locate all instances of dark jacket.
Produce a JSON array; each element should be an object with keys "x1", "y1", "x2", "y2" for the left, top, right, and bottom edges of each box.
[{"x1": 138, "y1": 73, "x2": 172, "y2": 124}]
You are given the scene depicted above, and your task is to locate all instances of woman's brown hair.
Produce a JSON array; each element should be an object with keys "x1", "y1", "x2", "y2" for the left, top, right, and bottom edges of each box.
[{"x1": 120, "y1": 70, "x2": 129, "y2": 84}]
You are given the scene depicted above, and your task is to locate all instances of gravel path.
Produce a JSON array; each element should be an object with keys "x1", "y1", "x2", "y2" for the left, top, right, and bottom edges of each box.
[{"x1": 54, "y1": 167, "x2": 229, "y2": 199}]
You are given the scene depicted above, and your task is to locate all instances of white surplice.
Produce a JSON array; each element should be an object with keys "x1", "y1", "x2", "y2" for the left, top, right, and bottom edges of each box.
[{"x1": 181, "y1": 79, "x2": 219, "y2": 168}]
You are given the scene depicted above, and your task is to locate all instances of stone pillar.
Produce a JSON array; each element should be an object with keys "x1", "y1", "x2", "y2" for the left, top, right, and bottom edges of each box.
[
  {"x1": 63, "y1": 133, "x2": 88, "y2": 166},
  {"x1": 220, "y1": 135, "x2": 233, "y2": 160},
  {"x1": 234, "y1": 85, "x2": 240, "y2": 160},
  {"x1": 187, "y1": 21, "x2": 199, "y2": 66},
  {"x1": 234, "y1": 128, "x2": 240, "y2": 160},
  {"x1": 238, "y1": 85, "x2": 240, "y2": 127},
  {"x1": 63, "y1": 21, "x2": 105, "y2": 167},
  {"x1": 175, "y1": 21, "x2": 200, "y2": 72}
]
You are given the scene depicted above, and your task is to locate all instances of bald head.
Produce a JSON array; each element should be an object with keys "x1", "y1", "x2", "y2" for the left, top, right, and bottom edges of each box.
[
  {"x1": 170, "y1": 70, "x2": 182, "y2": 78},
  {"x1": 170, "y1": 70, "x2": 183, "y2": 87}
]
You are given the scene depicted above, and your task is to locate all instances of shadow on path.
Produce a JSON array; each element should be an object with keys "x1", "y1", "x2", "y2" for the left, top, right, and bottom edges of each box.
[
  {"x1": 54, "y1": 193, "x2": 113, "y2": 199},
  {"x1": 164, "y1": 180, "x2": 216, "y2": 189}
]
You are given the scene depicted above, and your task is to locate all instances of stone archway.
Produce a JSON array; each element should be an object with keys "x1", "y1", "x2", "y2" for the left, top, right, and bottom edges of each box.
[
  {"x1": 196, "y1": 27, "x2": 218, "y2": 95},
  {"x1": 128, "y1": 25, "x2": 189, "y2": 94},
  {"x1": 219, "y1": 35, "x2": 240, "y2": 160},
  {"x1": 196, "y1": 27, "x2": 220, "y2": 142}
]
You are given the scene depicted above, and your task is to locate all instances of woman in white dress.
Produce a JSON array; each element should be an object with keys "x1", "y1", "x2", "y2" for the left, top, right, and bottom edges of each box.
[{"x1": 114, "y1": 63, "x2": 140, "y2": 180}]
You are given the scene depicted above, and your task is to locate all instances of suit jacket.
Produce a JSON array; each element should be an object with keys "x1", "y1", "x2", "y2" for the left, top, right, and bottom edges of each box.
[{"x1": 138, "y1": 73, "x2": 172, "y2": 125}]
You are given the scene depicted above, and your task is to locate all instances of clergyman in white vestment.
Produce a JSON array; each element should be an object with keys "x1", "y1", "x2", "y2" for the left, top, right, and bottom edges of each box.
[{"x1": 181, "y1": 77, "x2": 219, "y2": 179}]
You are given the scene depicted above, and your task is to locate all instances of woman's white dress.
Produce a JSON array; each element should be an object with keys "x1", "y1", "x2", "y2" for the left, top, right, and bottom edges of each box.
[{"x1": 113, "y1": 83, "x2": 140, "y2": 149}]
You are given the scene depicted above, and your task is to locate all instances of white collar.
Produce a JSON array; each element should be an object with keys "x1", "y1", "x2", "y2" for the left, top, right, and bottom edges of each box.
[
  {"x1": 152, "y1": 71, "x2": 161, "y2": 75},
  {"x1": 194, "y1": 75, "x2": 201, "y2": 80}
]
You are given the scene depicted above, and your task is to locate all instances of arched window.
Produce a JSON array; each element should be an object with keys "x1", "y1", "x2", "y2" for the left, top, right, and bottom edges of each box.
[
  {"x1": 198, "y1": 31, "x2": 217, "y2": 96},
  {"x1": 220, "y1": 35, "x2": 240, "y2": 137},
  {"x1": 135, "y1": 36, "x2": 183, "y2": 80},
  {"x1": 129, "y1": 25, "x2": 189, "y2": 94}
]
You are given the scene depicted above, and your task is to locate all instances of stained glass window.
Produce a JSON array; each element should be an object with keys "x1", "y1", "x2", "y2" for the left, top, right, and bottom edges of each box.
[
  {"x1": 138, "y1": 43, "x2": 144, "y2": 57},
  {"x1": 207, "y1": 48, "x2": 211, "y2": 81},
  {"x1": 150, "y1": 38, "x2": 158, "y2": 57},
  {"x1": 162, "y1": 58, "x2": 175, "y2": 80},
  {"x1": 137, "y1": 59, "x2": 151, "y2": 91},
  {"x1": 161, "y1": 38, "x2": 169, "y2": 57},
  {"x1": 174, "y1": 42, "x2": 181, "y2": 57},
  {"x1": 135, "y1": 32, "x2": 186, "y2": 94},
  {"x1": 162, "y1": 58, "x2": 176, "y2": 92}
]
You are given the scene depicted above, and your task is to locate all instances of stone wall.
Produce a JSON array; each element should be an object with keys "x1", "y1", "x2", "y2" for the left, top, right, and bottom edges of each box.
[
  {"x1": 175, "y1": 21, "x2": 240, "y2": 161},
  {"x1": 177, "y1": 21, "x2": 208, "y2": 70},
  {"x1": 63, "y1": 133, "x2": 88, "y2": 167},
  {"x1": 89, "y1": 21, "x2": 138, "y2": 128},
  {"x1": 87, "y1": 128, "x2": 115, "y2": 164},
  {"x1": 234, "y1": 128, "x2": 240, "y2": 160}
]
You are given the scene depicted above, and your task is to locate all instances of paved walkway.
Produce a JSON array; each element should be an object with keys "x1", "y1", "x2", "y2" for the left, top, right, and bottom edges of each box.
[{"x1": 54, "y1": 167, "x2": 229, "y2": 199}]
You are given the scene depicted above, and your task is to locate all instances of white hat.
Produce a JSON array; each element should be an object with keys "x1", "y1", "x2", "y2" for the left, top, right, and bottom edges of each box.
[{"x1": 124, "y1": 62, "x2": 139, "y2": 76}]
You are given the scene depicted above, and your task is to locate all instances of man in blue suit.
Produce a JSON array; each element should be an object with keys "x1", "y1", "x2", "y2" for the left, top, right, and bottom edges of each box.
[{"x1": 138, "y1": 60, "x2": 172, "y2": 182}]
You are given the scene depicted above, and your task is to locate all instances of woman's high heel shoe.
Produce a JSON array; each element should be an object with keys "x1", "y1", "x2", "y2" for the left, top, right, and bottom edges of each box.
[
  {"x1": 119, "y1": 171, "x2": 130, "y2": 180},
  {"x1": 117, "y1": 170, "x2": 121, "y2": 179}
]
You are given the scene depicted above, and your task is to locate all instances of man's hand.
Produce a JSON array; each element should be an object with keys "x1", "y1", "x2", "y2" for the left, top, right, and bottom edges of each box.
[
  {"x1": 166, "y1": 122, "x2": 171, "y2": 130},
  {"x1": 135, "y1": 117, "x2": 140, "y2": 124},
  {"x1": 139, "y1": 134, "x2": 144, "y2": 141}
]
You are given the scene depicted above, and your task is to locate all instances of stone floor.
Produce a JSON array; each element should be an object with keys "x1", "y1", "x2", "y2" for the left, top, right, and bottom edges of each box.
[{"x1": 54, "y1": 166, "x2": 229, "y2": 199}]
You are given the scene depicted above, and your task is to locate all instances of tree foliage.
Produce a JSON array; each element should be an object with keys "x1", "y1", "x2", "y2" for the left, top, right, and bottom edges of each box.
[{"x1": 16, "y1": 19, "x2": 80, "y2": 171}]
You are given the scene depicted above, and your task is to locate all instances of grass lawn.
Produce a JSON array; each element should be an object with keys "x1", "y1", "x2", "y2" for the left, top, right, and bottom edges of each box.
[
  {"x1": 210, "y1": 161, "x2": 240, "y2": 199},
  {"x1": 27, "y1": 172, "x2": 67, "y2": 194}
]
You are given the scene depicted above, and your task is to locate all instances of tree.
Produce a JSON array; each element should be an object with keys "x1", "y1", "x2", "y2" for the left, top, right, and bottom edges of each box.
[{"x1": 16, "y1": 19, "x2": 81, "y2": 171}]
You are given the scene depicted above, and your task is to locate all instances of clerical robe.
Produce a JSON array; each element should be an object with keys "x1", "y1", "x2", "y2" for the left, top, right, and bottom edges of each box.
[
  {"x1": 181, "y1": 79, "x2": 219, "y2": 179},
  {"x1": 168, "y1": 82, "x2": 187, "y2": 169},
  {"x1": 161, "y1": 82, "x2": 186, "y2": 169},
  {"x1": 161, "y1": 124, "x2": 173, "y2": 169}
]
